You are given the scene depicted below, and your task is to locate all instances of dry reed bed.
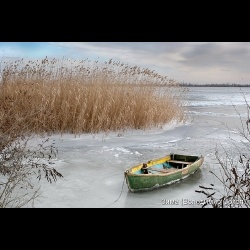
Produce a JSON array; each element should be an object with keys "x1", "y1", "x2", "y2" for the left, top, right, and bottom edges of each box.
[{"x1": 0, "y1": 57, "x2": 186, "y2": 135}]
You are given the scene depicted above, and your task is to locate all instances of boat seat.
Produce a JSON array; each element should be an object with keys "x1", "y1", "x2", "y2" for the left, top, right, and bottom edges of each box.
[
  {"x1": 168, "y1": 160, "x2": 193, "y2": 165},
  {"x1": 148, "y1": 168, "x2": 176, "y2": 174}
]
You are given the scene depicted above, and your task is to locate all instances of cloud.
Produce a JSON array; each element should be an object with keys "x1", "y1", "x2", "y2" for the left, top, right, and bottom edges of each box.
[
  {"x1": 51, "y1": 42, "x2": 250, "y2": 71},
  {"x1": 1, "y1": 42, "x2": 250, "y2": 84},
  {"x1": 178, "y1": 42, "x2": 250, "y2": 69}
]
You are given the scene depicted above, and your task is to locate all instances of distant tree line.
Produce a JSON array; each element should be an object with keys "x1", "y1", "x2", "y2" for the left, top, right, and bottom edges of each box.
[{"x1": 179, "y1": 83, "x2": 250, "y2": 87}]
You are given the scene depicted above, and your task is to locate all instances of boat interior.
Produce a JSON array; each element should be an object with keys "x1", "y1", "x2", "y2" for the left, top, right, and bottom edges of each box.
[{"x1": 135, "y1": 154, "x2": 199, "y2": 175}]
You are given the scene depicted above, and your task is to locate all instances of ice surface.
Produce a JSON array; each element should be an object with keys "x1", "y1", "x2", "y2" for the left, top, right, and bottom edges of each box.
[{"x1": 22, "y1": 87, "x2": 250, "y2": 208}]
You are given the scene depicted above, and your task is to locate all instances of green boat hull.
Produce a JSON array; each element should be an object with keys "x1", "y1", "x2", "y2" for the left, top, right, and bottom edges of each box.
[{"x1": 124, "y1": 155, "x2": 204, "y2": 192}]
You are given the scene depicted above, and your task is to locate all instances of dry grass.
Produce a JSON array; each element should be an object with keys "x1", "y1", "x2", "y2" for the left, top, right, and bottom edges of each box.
[{"x1": 0, "y1": 57, "x2": 186, "y2": 136}]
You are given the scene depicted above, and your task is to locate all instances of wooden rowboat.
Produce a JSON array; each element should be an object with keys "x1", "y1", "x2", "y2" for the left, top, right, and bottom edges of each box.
[{"x1": 124, "y1": 153, "x2": 204, "y2": 192}]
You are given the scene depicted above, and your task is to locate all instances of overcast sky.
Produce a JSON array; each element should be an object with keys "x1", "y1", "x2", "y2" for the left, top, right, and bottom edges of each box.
[{"x1": 0, "y1": 42, "x2": 249, "y2": 84}]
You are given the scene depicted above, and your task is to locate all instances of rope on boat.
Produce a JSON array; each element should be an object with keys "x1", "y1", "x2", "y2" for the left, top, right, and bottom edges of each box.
[{"x1": 114, "y1": 175, "x2": 126, "y2": 203}]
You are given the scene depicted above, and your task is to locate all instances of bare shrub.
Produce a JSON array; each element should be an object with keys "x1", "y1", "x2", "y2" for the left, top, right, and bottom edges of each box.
[
  {"x1": 0, "y1": 134, "x2": 63, "y2": 208},
  {"x1": 196, "y1": 95, "x2": 250, "y2": 208}
]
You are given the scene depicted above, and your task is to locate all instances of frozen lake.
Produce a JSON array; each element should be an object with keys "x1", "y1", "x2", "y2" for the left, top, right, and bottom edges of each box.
[{"x1": 30, "y1": 86, "x2": 250, "y2": 208}]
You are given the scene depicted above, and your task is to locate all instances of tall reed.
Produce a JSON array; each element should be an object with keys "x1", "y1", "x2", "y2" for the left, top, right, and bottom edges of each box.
[{"x1": 0, "y1": 57, "x2": 186, "y2": 135}]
